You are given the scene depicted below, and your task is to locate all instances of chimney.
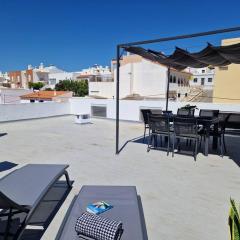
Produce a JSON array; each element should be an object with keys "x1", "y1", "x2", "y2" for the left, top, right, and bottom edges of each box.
[{"x1": 27, "y1": 65, "x2": 33, "y2": 70}]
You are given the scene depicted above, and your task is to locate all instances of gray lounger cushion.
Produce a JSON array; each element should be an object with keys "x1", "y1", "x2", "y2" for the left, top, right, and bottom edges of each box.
[
  {"x1": 57, "y1": 185, "x2": 145, "y2": 240},
  {"x1": 0, "y1": 164, "x2": 69, "y2": 208}
]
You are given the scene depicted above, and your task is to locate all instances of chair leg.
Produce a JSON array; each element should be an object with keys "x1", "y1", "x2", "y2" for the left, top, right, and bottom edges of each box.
[
  {"x1": 177, "y1": 139, "x2": 180, "y2": 152},
  {"x1": 147, "y1": 132, "x2": 152, "y2": 152},
  {"x1": 194, "y1": 138, "x2": 198, "y2": 161},
  {"x1": 220, "y1": 135, "x2": 224, "y2": 158},
  {"x1": 223, "y1": 134, "x2": 227, "y2": 153},
  {"x1": 167, "y1": 135, "x2": 170, "y2": 156},
  {"x1": 4, "y1": 208, "x2": 12, "y2": 240},
  {"x1": 172, "y1": 136, "x2": 175, "y2": 157},
  {"x1": 143, "y1": 126, "x2": 146, "y2": 143}
]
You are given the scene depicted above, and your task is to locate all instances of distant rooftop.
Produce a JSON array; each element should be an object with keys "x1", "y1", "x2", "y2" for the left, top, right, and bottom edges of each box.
[{"x1": 20, "y1": 90, "x2": 72, "y2": 101}]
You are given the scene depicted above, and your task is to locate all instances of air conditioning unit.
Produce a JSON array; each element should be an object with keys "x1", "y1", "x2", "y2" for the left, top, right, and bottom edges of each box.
[{"x1": 75, "y1": 114, "x2": 91, "y2": 124}]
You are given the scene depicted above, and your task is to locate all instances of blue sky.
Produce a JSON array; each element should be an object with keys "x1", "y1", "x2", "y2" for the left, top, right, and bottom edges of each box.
[{"x1": 1, "y1": 0, "x2": 240, "y2": 72}]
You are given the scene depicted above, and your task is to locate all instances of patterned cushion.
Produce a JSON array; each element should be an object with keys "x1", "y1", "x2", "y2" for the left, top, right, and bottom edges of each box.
[{"x1": 75, "y1": 212, "x2": 123, "y2": 240}]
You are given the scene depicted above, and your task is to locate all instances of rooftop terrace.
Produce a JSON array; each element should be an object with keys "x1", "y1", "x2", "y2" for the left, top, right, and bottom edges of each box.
[{"x1": 0, "y1": 115, "x2": 239, "y2": 239}]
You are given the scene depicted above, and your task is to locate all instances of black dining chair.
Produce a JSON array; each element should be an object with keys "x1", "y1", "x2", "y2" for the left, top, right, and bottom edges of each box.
[
  {"x1": 225, "y1": 113, "x2": 240, "y2": 132},
  {"x1": 177, "y1": 108, "x2": 195, "y2": 117},
  {"x1": 140, "y1": 109, "x2": 152, "y2": 143},
  {"x1": 199, "y1": 109, "x2": 226, "y2": 156},
  {"x1": 199, "y1": 109, "x2": 219, "y2": 118},
  {"x1": 162, "y1": 110, "x2": 173, "y2": 115},
  {"x1": 147, "y1": 114, "x2": 171, "y2": 155},
  {"x1": 173, "y1": 117, "x2": 199, "y2": 160}
]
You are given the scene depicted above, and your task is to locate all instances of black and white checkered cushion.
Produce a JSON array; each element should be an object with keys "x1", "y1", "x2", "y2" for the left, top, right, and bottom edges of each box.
[{"x1": 75, "y1": 212, "x2": 123, "y2": 240}]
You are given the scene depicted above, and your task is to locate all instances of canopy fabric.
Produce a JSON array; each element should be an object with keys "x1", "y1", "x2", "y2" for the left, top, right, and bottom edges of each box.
[{"x1": 123, "y1": 42, "x2": 240, "y2": 70}]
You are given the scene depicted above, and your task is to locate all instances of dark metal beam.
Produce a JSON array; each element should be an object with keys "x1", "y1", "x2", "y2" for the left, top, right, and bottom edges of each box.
[
  {"x1": 119, "y1": 26, "x2": 240, "y2": 47},
  {"x1": 116, "y1": 45, "x2": 120, "y2": 154}
]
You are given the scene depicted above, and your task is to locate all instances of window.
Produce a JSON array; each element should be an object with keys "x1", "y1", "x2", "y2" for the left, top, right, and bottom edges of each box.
[
  {"x1": 178, "y1": 79, "x2": 180, "y2": 86},
  {"x1": 194, "y1": 78, "x2": 198, "y2": 83},
  {"x1": 91, "y1": 105, "x2": 107, "y2": 118},
  {"x1": 49, "y1": 78, "x2": 56, "y2": 85},
  {"x1": 173, "y1": 76, "x2": 176, "y2": 83},
  {"x1": 170, "y1": 75, "x2": 173, "y2": 83},
  {"x1": 208, "y1": 78, "x2": 212, "y2": 82},
  {"x1": 202, "y1": 69, "x2": 205, "y2": 73}
]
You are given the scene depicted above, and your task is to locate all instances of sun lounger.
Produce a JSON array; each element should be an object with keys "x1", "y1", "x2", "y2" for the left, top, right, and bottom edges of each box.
[
  {"x1": 0, "y1": 164, "x2": 72, "y2": 239},
  {"x1": 56, "y1": 185, "x2": 146, "y2": 240}
]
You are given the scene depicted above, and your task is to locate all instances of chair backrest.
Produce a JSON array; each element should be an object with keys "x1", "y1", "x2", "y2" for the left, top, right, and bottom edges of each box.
[
  {"x1": 162, "y1": 110, "x2": 173, "y2": 116},
  {"x1": 199, "y1": 109, "x2": 219, "y2": 118},
  {"x1": 177, "y1": 108, "x2": 195, "y2": 117},
  {"x1": 140, "y1": 109, "x2": 152, "y2": 124},
  {"x1": 173, "y1": 117, "x2": 198, "y2": 137},
  {"x1": 148, "y1": 114, "x2": 170, "y2": 133},
  {"x1": 226, "y1": 113, "x2": 240, "y2": 129},
  {"x1": 150, "y1": 109, "x2": 162, "y2": 115}
]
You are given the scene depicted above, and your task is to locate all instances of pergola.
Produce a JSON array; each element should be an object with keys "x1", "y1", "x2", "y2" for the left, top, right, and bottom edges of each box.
[{"x1": 115, "y1": 26, "x2": 240, "y2": 154}]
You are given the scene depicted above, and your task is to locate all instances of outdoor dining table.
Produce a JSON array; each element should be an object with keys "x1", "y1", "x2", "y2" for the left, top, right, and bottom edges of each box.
[{"x1": 154, "y1": 113, "x2": 220, "y2": 156}]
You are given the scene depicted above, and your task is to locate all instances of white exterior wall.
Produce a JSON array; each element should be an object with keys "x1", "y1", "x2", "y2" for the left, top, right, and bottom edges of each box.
[
  {"x1": 90, "y1": 60, "x2": 169, "y2": 99},
  {"x1": 132, "y1": 59, "x2": 167, "y2": 98},
  {"x1": 89, "y1": 82, "x2": 115, "y2": 98},
  {"x1": 70, "y1": 98, "x2": 240, "y2": 122},
  {"x1": 32, "y1": 71, "x2": 49, "y2": 83},
  {"x1": 49, "y1": 72, "x2": 74, "y2": 85},
  {"x1": 0, "y1": 102, "x2": 70, "y2": 122},
  {"x1": 189, "y1": 68, "x2": 214, "y2": 90}
]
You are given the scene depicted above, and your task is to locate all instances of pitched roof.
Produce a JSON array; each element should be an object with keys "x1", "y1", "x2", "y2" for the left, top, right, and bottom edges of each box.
[{"x1": 20, "y1": 91, "x2": 72, "y2": 101}]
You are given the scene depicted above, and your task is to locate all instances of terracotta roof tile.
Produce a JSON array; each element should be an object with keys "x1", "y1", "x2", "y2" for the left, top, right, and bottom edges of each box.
[{"x1": 20, "y1": 91, "x2": 72, "y2": 100}]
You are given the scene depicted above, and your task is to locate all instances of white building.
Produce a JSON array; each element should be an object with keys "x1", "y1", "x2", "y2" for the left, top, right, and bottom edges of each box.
[
  {"x1": 188, "y1": 67, "x2": 215, "y2": 90},
  {"x1": 8, "y1": 64, "x2": 49, "y2": 89},
  {"x1": 0, "y1": 72, "x2": 9, "y2": 83},
  {"x1": 77, "y1": 64, "x2": 113, "y2": 98},
  {"x1": 41, "y1": 65, "x2": 81, "y2": 88},
  {"x1": 80, "y1": 64, "x2": 111, "y2": 76},
  {"x1": 88, "y1": 54, "x2": 191, "y2": 100}
]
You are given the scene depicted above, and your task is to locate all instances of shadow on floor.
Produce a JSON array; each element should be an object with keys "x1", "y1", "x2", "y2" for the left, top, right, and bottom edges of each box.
[
  {"x1": 120, "y1": 133, "x2": 240, "y2": 166},
  {"x1": 0, "y1": 161, "x2": 18, "y2": 172},
  {"x1": 0, "y1": 180, "x2": 73, "y2": 240},
  {"x1": 0, "y1": 133, "x2": 7, "y2": 138}
]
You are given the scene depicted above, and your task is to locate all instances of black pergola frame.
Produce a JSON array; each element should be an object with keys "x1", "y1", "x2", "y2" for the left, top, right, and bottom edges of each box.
[{"x1": 115, "y1": 26, "x2": 240, "y2": 154}]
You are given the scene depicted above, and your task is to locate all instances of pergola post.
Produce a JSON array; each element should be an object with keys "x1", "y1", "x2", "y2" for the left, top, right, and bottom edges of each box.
[{"x1": 116, "y1": 45, "x2": 120, "y2": 154}]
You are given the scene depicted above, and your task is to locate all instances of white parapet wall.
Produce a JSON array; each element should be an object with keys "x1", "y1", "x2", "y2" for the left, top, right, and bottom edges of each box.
[
  {"x1": 0, "y1": 102, "x2": 71, "y2": 122},
  {"x1": 0, "y1": 98, "x2": 239, "y2": 123},
  {"x1": 70, "y1": 97, "x2": 240, "y2": 122}
]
